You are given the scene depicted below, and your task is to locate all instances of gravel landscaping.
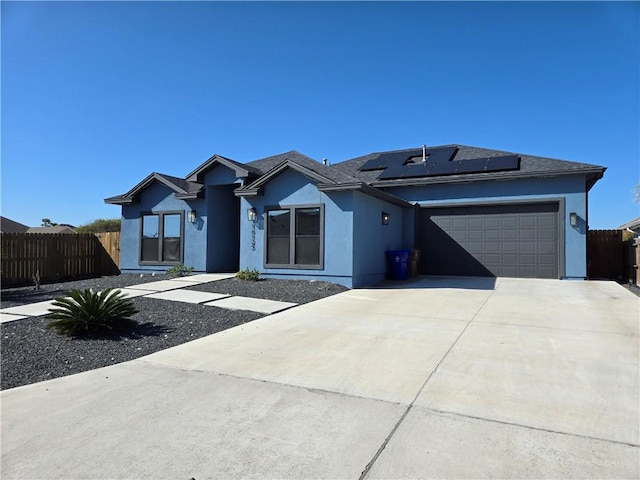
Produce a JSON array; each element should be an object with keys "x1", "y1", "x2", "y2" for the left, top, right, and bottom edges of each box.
[{"x1": 1, "y1": 274, "x2": 348, "y2": 390}]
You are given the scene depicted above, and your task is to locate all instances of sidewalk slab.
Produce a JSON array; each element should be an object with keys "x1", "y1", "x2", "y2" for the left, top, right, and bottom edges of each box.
[
  {"x1": 145, "y1": 290, "x2": 230, "y2": 304},
  {"x1": 368, "y1": 408, "x2": 639, "y2": 479},
  {"x1": 123, "y1": 280, "x2": 192, "y2": 292},
  {"x1": 205, "y1": 296, "x2": 297, "y2": 314},
  {"x1": 0, "y1": 300, "x2": 57, "y2": 317},
  {"x1": 0, "y1": 312, "x2": 28, "y2": 324},
  {"x1": 168, "y1": 273, "x2": 236, "y2": 283},
  {"x1": 113, "y1": 288, "x2": 152, "y2": 299},
  {"x1": 1, "y1": 361, "x2": 405, "y2": 480}
]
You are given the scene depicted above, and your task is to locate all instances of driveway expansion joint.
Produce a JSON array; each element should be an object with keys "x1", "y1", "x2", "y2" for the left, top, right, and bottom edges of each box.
[
  {"x1": 359, "y1": 287, "x2": 497, "y2": 479},
  {"x1": 423, "y1": 407, "x2": 640, "y2": 449},
  {"x1": 134, "y1": 359, "x2": 409, "y2": 406}
]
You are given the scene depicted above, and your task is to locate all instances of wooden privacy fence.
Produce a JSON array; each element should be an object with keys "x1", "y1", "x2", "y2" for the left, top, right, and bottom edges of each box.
[
  {"x1": 1, "y1": 232, "x2": 120, "y2": 288},
  {"x1": 587, "y1": 229, "x2": 624, "y2": 281},
  {"x1": 623, "y1": 238, "x2": 640, "y2": 285}
]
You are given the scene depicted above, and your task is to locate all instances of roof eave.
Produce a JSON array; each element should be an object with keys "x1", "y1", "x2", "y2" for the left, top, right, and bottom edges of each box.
[
  {"x1": 318, "y1": 182, "x2": 412, "y2": 208},
  {"x1": 104, "y1": 196, "x2": 134, "y2": 205},
  {"x1": 370, "y1": 167, "x2": 608, "y2": 188},
  {"x1": 235, "y1": 188, "x2": 261, "y2": 197}
]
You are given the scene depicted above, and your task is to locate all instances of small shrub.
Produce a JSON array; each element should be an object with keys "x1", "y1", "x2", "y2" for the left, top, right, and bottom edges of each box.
[
  {"x1": 166, "y1": 263, "x2": 195, "y2": 277},
  {"x1": 236, "y1": 268, "x2": 261, "y2": 281},
  {"x1": 46, "y1": 288, "x2": 139, "y2": 336}
]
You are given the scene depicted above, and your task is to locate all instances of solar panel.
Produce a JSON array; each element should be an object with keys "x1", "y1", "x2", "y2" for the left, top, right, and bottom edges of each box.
[{"x1": 359, "y1": 147, "x2": 519, "y2": 180}]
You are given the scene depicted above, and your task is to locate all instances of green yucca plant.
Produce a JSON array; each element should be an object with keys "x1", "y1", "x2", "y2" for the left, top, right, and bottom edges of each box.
[{"x1": 46, "y1": 288, "x2": 138, "y2": 336}]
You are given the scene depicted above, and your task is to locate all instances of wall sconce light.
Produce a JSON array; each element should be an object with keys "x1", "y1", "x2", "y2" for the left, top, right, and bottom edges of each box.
[
  {"x1": 188, "y1": 210, "x2": 197, "y2": 224},
  {"x1": 247, "y1": 207, "x2": 257, "y2": 222},
  {"x1": 569, "y1": 212, "x2": 578, "y2": 227},
  {"x1": 382, "y1": 212, "x2": 390, "y2": 225}
]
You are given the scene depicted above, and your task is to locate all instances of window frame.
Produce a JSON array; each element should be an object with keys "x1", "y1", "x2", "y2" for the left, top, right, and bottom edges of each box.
[
  {"x1": 139, "y1": 211, "x2": 185, "y2": 265},
  {"x1": 264, "y1": 204, "x2": 324, "y2": 270}
]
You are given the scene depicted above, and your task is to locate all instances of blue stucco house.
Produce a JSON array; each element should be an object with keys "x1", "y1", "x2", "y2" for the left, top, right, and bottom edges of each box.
[{"x1": 105, "y1": 144, "x2": 605, "y2": 288}]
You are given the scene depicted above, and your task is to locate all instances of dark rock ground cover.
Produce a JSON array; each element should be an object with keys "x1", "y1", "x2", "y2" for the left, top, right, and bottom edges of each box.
[{"x1": 0, "y1": 274, "x2": 347, "y2": 390}]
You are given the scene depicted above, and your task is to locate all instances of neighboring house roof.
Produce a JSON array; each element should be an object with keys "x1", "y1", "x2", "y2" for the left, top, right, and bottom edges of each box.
[
  {"x1": 105, "y1": 172, "x2": 204, "y2": 205},
  {"x1": 0, "y1": 216, "x2": 29, "y2": 233},
  {"x1": 618, "y1": 217, "x2": 640, "y2": 231},
  {"x1": 26, "y1": 226, "x2": 77, "y2": 234},
  {"x1": 332, "y1": 144, "x2": 606, "y2": 190}
]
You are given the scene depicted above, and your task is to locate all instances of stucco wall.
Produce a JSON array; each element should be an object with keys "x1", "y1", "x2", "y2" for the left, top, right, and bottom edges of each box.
[
  {"x1": 351, "y1": 191, "x2": 406, "y2": 287},
  {"x1": 120, "y1": 182, "x2": 207, "y2": 273},
  {"x1": 239, "y1": 169, "x2": 355, "y2": 287},
  {"x1": 386, "y1": 175, "x2": 589, "y2": 278}
]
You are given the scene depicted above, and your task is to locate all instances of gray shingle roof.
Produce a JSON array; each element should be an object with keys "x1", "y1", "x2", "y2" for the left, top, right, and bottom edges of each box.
[
  {"x1": 106, "y1": 144, "x2": 606, "y2": 207},
  {"x1": 331, "y1": 144, "x2": 606, "y2": 187},
  {"x1": 105, "y1": 172, "x2": 203, "y2": 205},
  {"x1": 0, "y1": 216, "x2": 29, "y2": 233},
  {"x1": 186, "y1": 154, "x2": 262, "y2": 182},
  {"x1": 26, "y1": 226, "x2": 76, "y2": 234},
  {"x1": 246, "y1": 150, "x2": 359, "y2": 183}
]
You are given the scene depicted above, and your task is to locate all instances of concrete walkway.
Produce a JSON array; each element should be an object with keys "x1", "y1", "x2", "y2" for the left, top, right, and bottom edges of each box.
[
  {"x1": 0, "y1": 274, "x2": 296, "y2": 323},
  {"x1": 1, "y1": 277, "x2": 638, "y2": 479}
]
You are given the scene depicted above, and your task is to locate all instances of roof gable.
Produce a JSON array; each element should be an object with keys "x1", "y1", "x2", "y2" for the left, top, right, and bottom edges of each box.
[
  {"x1": 105, "y1": 172, "x2": 203, "y2": 205},
  {"x1": 236, "y1": 151, "x2": 360, "y2": 197},
  {"x1": 185, "y1": 154, "x2": 261, "y2": 182}
]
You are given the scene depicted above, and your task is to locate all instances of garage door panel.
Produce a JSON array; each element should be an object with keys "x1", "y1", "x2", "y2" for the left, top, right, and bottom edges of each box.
[
  {"x1": 519, "y1": 242, "x2": 536, "y2": 253},
  {"x1": 539, "y1": 241, "x2": 555, "y2": 253},
  {"x1": 453, "y1": 218, "x2": 468, "y2": 229},
  {"x1": 519, "y1": 217, "x2": 536, "y2": 228},
  {"x1": 539, "y1": 254, "x2": 556, "y2": 265},
  {"x1": 486, "y1": 218, "x2": 500, "y2": 228},
  {"x1": 520, "y1": 229, "x2": 536, "y2": 240},
  {"x1": 538, "y1": 229, "x2": 555, "y2": 241},
  {"x1": 502, "y1": 216, "x2": 518, "y2": 228},
  {"x1": 468, "y1": 218, "x2": 483, "y2": 229},
  {"x1": 420, "y1": 203, "x2": 558, "y2": 279},
  {"x1": 538, "y1": 214, "x2": 556, "y2": 227}
]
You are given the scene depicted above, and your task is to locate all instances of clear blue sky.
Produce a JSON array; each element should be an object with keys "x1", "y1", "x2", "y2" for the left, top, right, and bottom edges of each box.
[{"x1": 2, "y1": 1, "x2": 638, "y2": 229}]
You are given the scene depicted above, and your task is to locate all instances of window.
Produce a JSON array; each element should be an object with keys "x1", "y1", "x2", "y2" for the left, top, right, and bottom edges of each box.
[
  {"x1": 265, "y1": 205, "x2": 323, "y2": 269},
  {"x1": 140, "y1": 212, "x2": 184, "y2": 264}
]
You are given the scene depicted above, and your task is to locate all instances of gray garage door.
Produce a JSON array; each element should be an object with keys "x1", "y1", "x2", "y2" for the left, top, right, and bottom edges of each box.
[{"x1": 418, "y1": 203, "x2": 559, "y2": 278}]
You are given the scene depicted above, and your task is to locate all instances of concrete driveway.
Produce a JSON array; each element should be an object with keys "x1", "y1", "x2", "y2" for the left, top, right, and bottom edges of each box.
[{"x1": 2, "y1": 277, "x2": 638, "y2": 479}]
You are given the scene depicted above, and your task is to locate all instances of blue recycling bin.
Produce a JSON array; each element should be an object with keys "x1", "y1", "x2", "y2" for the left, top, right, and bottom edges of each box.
[{"x1": 386, "y1": 249, "x2": 411, "y2": 281}]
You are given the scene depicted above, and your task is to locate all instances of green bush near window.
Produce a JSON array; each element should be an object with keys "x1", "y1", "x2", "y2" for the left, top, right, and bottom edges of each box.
[
  {"x1": 166, "y1": 263, "x2": 194, "y2": 277},
  {"x1": 236, "y1": 268, "x2": 261, "y2": 281},
  {"x1": 46, "y1": 288, "x2": 139, "y2": 337}
]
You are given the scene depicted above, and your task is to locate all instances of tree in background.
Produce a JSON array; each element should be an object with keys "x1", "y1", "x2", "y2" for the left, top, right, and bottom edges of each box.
[
  {"x1": 41, "y1": 218, "x2": 57, "y2": 227},
  {"x1": 75, "y1": 218, "x2": 121, "y2": 233}
]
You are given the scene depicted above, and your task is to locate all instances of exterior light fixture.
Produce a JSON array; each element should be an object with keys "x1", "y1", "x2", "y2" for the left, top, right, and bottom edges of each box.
[
  {"x1": 569, "y1": 212, "x2": 578, "y2": 227},
  {"x1": 188, "y1": 210, "x2": 197, "y2": 223},
  {"x1": 247, "y1": 207, "x2": 257, "y2": 222},
  {"x1": 382, "y1": 212, "x2": 390, "y2": 225}
]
